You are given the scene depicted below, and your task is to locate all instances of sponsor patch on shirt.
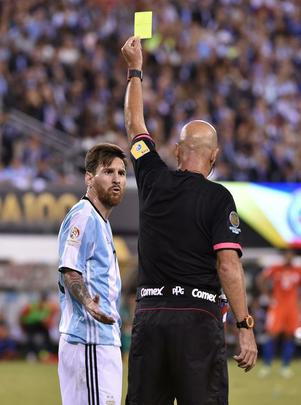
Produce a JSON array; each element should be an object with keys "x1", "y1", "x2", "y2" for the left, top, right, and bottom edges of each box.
[
  {"x1": 131, "y1": 140, "x2": 150, "y2": 159},
  {"x1": 229, "y1": 211, "x2": 241, "y2": 234}
]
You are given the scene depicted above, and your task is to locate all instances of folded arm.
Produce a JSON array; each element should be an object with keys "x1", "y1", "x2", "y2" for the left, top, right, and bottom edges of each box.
[{"x1": 62, "y1": 268, "x2": 115, "y2": 324}]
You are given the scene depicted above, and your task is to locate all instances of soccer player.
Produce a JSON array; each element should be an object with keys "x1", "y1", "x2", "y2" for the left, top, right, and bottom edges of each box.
[
  {"x1": 257, "y1": 249, "x2": 301, "y2": 378},
  {"x1": 121, "y1": 37, "x2": 257, "y2": 405},
  {"x1": 57, "y1": 143, "x2": 127, "y2": 405}
]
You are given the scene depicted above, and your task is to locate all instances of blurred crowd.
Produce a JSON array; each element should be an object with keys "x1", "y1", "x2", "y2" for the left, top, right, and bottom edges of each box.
[
  {"x1": 1, "y1": 0, "x2": 301, "y2": 189},
  {"x1": 0, "y1": 290, "x2": 59, "y2": 362}
]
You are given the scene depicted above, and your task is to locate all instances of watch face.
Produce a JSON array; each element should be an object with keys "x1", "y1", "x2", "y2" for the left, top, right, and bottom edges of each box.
[{"x1": 246, "y1": 315, "x2": 254, "y2": 328}]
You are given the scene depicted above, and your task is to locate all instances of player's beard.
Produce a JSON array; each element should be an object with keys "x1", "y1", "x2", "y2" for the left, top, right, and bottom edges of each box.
[{"x1": 96, "y1": 184, "x2": 124, "y2": 208}]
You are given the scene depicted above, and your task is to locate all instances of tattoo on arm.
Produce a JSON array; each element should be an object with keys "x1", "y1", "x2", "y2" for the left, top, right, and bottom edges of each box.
[{"x1": 63, "y1": 270, "x2": 91, "y2": 306}]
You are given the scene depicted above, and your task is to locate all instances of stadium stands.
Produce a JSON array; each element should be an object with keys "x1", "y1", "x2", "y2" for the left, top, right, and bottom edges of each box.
[{"x1": 1, "y1": 0, "x2": 301, "y2": 188}]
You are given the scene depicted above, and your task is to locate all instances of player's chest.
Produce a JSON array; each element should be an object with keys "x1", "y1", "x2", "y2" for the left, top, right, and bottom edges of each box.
[{"x1": 275, "y1": 271, "x2": 300, "y2": 290}]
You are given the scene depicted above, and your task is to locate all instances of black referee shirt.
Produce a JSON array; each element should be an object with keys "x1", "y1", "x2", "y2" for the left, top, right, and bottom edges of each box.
[{"x1": 130, "y1": 134, "x2": 242, "y2": 292}]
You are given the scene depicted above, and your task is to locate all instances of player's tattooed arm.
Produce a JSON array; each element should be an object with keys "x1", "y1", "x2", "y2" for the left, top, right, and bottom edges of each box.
[
  {"x1": 63, "y1": 269, "x2": 91, "y2": 305},
  {"x1": 62, "y1": 269, "x2": 115, "y2": 324}
]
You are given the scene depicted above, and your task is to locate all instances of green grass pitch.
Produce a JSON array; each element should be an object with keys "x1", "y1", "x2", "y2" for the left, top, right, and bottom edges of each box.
[{"x1": 0, "y1": 359, "x2": 300, "y2": 404}]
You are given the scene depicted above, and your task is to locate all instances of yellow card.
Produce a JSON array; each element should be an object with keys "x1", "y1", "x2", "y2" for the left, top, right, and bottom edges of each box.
[{"x1": 134, "y1": 11, "x2": 152, "y2": 39}]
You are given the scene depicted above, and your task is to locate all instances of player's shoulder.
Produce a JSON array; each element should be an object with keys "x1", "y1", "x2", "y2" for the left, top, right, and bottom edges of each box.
[
  {"x1": 59, "y1": 199, "x2": 97, "y2": 241},
  {"x1": 62, "y1": 199, "x2": 97, "y2": 230},
  {"x1": 67, "y1": 199, "x2": 94, "y2": 219}
]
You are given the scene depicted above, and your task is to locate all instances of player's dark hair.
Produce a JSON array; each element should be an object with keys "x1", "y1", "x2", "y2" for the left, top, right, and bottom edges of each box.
[{"x1": 85, "y1": 143, "x2": 127, "y2": 174}]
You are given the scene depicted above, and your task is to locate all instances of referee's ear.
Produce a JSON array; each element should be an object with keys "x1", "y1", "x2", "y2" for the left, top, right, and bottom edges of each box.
[
  {"x1": 210, "y1": 147, "x2": 219, "y2": 166},
  {"x1": 174, "y1": 143, "x2": 180, "y2": 165}
]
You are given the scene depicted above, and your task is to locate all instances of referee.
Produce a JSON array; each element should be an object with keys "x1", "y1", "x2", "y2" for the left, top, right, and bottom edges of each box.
[{"x1": 121, "y1": 37, "x2": 257, "y2": 405}]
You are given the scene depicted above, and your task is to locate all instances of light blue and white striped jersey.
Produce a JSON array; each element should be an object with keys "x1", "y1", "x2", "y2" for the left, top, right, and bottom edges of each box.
[{"x1": 58, "y1": 197, "x2": 122, "y2": 346}]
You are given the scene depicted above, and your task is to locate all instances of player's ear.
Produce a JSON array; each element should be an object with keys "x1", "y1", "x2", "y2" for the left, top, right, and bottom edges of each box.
[{"x1": 85, "y1": 171, "x2": 93, "y2": 187}]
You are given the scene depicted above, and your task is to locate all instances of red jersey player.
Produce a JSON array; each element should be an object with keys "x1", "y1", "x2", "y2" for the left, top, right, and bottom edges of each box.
[{"x1": 257, "y1": 249, "x2": 301, "y2": 378}]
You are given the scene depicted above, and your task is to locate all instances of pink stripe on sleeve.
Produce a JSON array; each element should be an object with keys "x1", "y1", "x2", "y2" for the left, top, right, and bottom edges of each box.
[
  {"x1": 213, "y1": 242, "x2": 242, "y2": 251},
  {"x1": 133, "y1": 133, "x2": 154, "y2": 143}
]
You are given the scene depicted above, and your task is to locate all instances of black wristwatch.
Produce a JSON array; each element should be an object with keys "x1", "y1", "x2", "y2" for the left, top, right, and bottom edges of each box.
[
  {"x1": 127, "y1": 69, "x2": 143, "y2": 81},
  {"x1": 236, "y1": 315, "x2": 255, "y2": 329}
]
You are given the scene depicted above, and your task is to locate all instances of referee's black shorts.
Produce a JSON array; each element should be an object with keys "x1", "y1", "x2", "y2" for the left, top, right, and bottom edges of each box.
[{"x1": 126, "y1": 297, "x2": 228, "y2": 405}]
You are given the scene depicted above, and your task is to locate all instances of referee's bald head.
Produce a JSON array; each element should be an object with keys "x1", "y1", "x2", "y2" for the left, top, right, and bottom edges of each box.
[
  {"x1": 180, "y1": 120, "x2": 218, "y2": 150},
  {"x1": 176, "y1": 120, "x2": 219, "y2": 177}
]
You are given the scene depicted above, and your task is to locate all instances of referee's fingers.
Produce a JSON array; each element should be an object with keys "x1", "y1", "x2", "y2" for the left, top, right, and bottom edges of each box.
[
  {"x1": 233, "y1": 349, "x2": 257, "y2": 371},
  {"x1": 233, "y1": 349, "x2": 246, "y2": 364},
  {"x1": 234, "y1": 329, "x2": 257, "y2": 371},
  {"x1": 244, "y1": 352, "x2": 257, "y2": 372}
]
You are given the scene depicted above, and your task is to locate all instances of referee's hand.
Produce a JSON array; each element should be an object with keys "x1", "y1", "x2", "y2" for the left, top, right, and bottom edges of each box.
[
  {"x1": 121, "y1": 36, "x2": 143, "y2": 70},
  {"x1": 85, "y1": 295, "x2": 115, "y2": 324},
  {"x1": 233, "y1": 329, "x2": 258, "y2": 372}
]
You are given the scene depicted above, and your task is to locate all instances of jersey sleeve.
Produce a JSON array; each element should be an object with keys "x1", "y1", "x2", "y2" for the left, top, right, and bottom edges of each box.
[
  {"x1": 211, "y1": 187, "x2": 242, "y2": 257},
  {"x1": 130, "y1": 134, "x2": 168, "y2": 193},
  {"x1": 58, "y1": 210, "x2": 95, "y2": 274}
]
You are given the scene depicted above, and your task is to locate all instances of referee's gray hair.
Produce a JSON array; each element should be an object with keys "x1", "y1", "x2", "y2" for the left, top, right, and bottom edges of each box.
[{"x1": 85, "y1": 143, "x2": 127, "y2": 174}]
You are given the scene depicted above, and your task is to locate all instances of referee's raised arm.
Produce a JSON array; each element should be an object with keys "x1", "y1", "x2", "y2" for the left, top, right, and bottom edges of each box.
[{"x1": 121, "y1": 36, "x2": 149, "y2": 141}]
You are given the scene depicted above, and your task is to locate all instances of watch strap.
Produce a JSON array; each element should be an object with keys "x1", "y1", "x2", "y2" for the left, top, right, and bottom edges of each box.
[{"x1": 127, "y1": 69, "x2": 143, "y2": 81}]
